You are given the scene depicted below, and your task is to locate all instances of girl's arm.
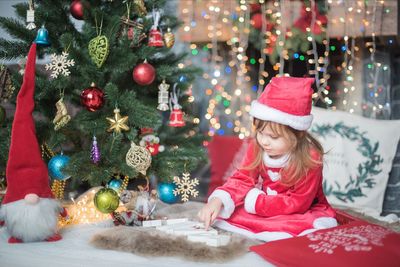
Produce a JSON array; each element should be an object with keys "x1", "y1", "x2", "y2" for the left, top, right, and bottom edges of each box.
[
  {"x1": 208, "y1": 140, "x2": 259, "y2": 219},
  {"x1": 244, "y1": 165, "x2": 322, "y2": 217}
]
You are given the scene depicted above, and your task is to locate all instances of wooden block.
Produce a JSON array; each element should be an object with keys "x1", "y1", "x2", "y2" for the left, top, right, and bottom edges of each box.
[
  {"x1": 142, "y1": 218, "x2": 189, "y2": 228},
  {"x1": 205, "y1": 235, "x2": 231, "y2": 247},
  {"x1": 142, "y1": 220, "x2": 163, "y2": 227},
  {"x1": 164, "y1": 218, "x2": 189, "y2": 225},
  {"x1": 187, "y1": 234, "x2": 231, "y2": 247}
]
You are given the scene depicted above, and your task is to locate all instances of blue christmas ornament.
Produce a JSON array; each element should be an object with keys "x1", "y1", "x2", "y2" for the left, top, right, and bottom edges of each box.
[
  {"x1": 178, "y1": 75, "x2": 187, "y2": 83},
  {"x1": 157, "y1": 182, "x2": 179, "y2": 204},
  {"x1": 107, "y1": 178, "x2": 123, "y2": 192},
  {"x1": 34, "y1": 25, "x2": 51, "y2": 46},
  {"x1": 48, "y1": 154, "x2": 70, "y2": 180}
]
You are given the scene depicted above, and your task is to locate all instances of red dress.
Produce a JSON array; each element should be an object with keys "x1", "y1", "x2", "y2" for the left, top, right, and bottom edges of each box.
[{"x1": 209, "y1": 140, "x2": 337, "y2": 242}]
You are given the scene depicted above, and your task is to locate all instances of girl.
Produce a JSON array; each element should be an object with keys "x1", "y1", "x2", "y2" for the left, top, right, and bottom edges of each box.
[{"x1": 198, "y1": 77, "x2": 337, "y2": 242}]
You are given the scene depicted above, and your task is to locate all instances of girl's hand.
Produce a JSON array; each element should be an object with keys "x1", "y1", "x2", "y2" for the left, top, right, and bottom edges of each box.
[{"x1": 198, "y1": 197, "x2": 223, "y2": 230}]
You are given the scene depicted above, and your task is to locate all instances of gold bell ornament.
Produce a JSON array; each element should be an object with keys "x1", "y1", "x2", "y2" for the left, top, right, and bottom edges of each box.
[{"x1": 163, "y1": 28, "x2": 175, "y2": 48}]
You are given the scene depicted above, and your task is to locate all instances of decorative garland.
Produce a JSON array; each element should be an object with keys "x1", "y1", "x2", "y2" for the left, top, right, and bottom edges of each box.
[{"x1": 311, "y1": 122, "x2": 383, "y2": 203}]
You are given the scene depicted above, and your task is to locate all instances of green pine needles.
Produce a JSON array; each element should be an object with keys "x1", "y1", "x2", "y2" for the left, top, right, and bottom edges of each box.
[{"x1": 0, "y1": 0, "x2": 207, "y2": 190}]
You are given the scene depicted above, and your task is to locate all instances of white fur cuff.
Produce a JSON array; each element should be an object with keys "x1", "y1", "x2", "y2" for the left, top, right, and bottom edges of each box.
[
  {"x1": 250, "y1": 100, "x2": 313, "y2": 130},
  {"x1": 208, "y1": 190, "x2": 235, "y2": 219},
  {"x1": 244, "y1": 188, "x2": 265, "y2": 214}
]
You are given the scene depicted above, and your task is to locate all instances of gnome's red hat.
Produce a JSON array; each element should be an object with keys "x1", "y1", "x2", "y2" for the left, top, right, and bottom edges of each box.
[
  {"x1": 3, "y1": 43, "x2": 54, "y2": 204},
  {"x1": 249, "y1": 77, "x2": 314, "y2": 130}
]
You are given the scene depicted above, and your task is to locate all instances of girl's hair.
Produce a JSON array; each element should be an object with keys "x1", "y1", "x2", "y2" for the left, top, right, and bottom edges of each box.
[{"x1": 244, "y1": 118, "x2": 323, "y2": 186}]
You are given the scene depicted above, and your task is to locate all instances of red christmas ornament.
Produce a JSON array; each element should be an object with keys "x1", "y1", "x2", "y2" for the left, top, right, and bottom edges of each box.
[
  {"x1": 293, "y1": 3, "x2": 327, "y2": 34},
  {"x1": 80, "y1": 82, "x2": 105, "y2": 112},
  {"x1": 251, "y1": 13, "x2": 263, "y2": 30},
  {"x1": 168, "y1": 108, "x2": 185, "y2": 127},
  {"x1": 70, "y1": 0, "x2": 84, "y2": 20},
  {"x1": 250, "y1": 13, "x2": 274, "y2": 31},
  {"x1": 250, "y1": 3, "x2": 261, "y2": 13},
  {"x1": 132, "y1": 61, "x2": 156, "y2": 85},
  {"x1": 148, "y1": 29, "x2": 164, "y2": 47}
]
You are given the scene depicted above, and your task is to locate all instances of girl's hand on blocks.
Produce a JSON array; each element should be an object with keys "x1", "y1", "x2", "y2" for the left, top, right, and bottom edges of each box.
[{"x1": 198, "y1": 197, "x2": 222, "y2": 230}]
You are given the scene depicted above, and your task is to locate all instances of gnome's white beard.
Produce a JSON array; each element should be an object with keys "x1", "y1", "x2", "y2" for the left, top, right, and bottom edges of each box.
[{"x1": 0, "y1": 198, "x2": 61, "y2": 242}]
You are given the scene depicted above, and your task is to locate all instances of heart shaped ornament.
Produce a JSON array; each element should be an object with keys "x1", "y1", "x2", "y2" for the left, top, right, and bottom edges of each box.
[{"x1": 88, "y1": 35, "x2": 109, "y2": 68}]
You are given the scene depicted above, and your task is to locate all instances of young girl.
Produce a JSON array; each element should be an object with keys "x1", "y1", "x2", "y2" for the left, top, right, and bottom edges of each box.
[{"x1": 198, "y1": 77, "x2": 337, "y2": 242}]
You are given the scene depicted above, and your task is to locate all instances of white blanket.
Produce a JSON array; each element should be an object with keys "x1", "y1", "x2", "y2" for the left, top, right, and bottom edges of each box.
[{"x1": 0, "y1": 222, "x2": 271, "y2": 267}]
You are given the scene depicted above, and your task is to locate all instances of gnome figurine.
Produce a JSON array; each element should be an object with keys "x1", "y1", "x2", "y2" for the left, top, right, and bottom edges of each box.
[{"x1": 0, "y1": 43, "x2": 67, "y2": 243}]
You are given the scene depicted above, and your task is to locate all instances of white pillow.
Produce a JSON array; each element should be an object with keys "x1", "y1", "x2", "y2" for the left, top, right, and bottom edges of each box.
[{"x1": 310, "y1": 107, "x2": 400, "y2": 218}]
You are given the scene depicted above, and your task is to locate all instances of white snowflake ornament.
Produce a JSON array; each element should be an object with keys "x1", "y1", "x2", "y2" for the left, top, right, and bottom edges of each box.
[
  {"x1": 45, "y1": 52, "x2": 75, "y2": 78},
  {"x1": 173, "y1": 172, "x2": 199, "y2": 202}
]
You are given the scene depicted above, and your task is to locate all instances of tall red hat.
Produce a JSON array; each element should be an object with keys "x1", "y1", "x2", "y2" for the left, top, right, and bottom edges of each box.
[
  {"x1": 3, "y1": 43, "x2": 54, "y2": 204},
  {"x1": 250, "y1": 77, "x2": 314, "y2": 130}
]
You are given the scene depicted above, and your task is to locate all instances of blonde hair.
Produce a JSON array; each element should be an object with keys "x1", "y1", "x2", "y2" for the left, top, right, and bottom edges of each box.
[{"x1": 244, "y1": 119, "x2": 323, "y2": 187}]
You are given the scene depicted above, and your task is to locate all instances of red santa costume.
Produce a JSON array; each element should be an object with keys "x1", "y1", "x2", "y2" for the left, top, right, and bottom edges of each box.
[
  {"x1": 209, "y1": 77, "x2": 337, "y2": 242},
  {"x1": 0, "y1": 43, "x2": 67, "y2": 243}
]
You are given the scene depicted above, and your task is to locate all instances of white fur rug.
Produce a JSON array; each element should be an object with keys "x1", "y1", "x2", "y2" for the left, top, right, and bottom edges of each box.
[{"x1": 90, "y1": 202, "x2": 259, "y2": 262}]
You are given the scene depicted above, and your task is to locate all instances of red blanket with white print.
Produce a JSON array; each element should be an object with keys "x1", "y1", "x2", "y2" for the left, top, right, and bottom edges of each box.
[{"x1": 250, "y1": 220, "x2": 400, "y2": 267}]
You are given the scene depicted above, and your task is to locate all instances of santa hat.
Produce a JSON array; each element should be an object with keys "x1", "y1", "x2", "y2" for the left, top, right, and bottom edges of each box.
[
  {"x1": 3, "y1": 43, "x2": 54, "y2": 204},
  {"x1": 249, "y1": 77, "x2": 314, "y2": 130}
]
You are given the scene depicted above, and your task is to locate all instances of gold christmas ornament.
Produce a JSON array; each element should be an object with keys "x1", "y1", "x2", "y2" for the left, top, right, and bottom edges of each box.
[
  {"x1": 126, "y1": 142, "x2": 152, "y2": 175},
  {"x1": 106, "y1": 108, "x2": 130, "y2": 134},
  {"x1": 134, "y1": 0, "x2": 147, "y2": 16},
  {"x1": 53, "y1": 97, "x2": 71, "y2": 130},
  {"x1": 51, "y1": 180, "x2": 66, "y2": 200},
  {"x1": 88, "y1": 35, "x2": 109, "y2": 68},
  {"x1": 163, "y1": 28, "x2": 175, "y2": 48},
  {"x1": 0, "y1": 65, "x2": 16, "y2": 101}
]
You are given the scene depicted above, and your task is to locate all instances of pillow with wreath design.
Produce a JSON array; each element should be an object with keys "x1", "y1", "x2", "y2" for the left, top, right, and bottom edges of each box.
[{"x1": 311, "y1": 107, "x2": 400, "y2": 218}]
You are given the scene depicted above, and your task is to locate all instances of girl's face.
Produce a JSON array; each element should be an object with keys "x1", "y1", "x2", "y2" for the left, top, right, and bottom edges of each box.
[{"x1": 256, "y1": 123, "x2": 292, "y2": 158}]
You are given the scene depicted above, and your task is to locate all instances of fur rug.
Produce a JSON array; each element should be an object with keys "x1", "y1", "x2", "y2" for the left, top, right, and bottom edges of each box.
[{"x1": 90, "y1": 202, "x2": 259, "y2": 262}]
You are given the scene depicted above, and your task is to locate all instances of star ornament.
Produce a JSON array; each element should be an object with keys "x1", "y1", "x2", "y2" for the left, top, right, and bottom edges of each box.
[{"x1": 106, "y1": 108, "x2": 130, "y2": 134}]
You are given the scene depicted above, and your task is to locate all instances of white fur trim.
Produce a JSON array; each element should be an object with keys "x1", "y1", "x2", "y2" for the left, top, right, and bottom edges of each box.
[
  {"x1": 1, "y1": 198, "x2": 62, "y2": 242},
  {"x1": 263, "y1": 153, "x2": 289, "y2": 168},
  {"x1": 298, "y1": 217, "x2": 338, "y2": 236},
  {"x1": 244, "y1": 188, "x2": 265, "y2": 214},
  {"x1": 313, "y1": 217, "x2": 338, "y2": 229},
  {"x1": 213, "y1": 219, "x2": 293, "y2": 242},
  {"x1": 266, "y1": 187, "x2": 278, "y2": 196},
  {"x1": 208, "y1": 190, "x2": 235, "y2": 219},
  {"x1": 298, "y1": 228, "x2": 320, "y2": 236},
  {"x1": 250, "y1": 100, "x2": 313, "y2": 130}
]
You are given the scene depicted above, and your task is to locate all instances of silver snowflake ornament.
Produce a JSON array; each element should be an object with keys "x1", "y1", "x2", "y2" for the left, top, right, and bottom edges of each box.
[
  {"x1": 45, "y1": 52, "x2": 75, "y2": 78},
  {"x1": 173, "y1": 172, "x2": 199, "y2": 202}
]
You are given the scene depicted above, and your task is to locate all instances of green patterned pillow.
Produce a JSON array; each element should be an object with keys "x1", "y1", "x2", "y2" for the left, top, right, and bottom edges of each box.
[{"x1": 311, "y1": 107, "x2": 400, "y2": 218}]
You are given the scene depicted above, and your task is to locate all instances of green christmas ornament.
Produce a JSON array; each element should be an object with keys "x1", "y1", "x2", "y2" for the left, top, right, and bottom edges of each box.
[
  {"x1": 0, "y1": 105, "x2": 5, "y2": 125},
  {"x1": 94, "y1": 187, "x2": 120, "y2": 213},
  {"x1": 88, "y1": 35, "x2": 109, "y2": 68}
]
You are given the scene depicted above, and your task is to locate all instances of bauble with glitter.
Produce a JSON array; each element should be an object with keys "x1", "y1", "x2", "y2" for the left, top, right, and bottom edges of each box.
[
  {"x1": 48, "y1": 154, "x2": 71, "y2": 181},
  {"x1": 132, "y1": 61, "x2": 156, "y2": 85},
  {"x1": 80, "y1": 82, "x2": 105, "y2": 112},
  {"x1": 94, "y1": 187, "x2": 120, "y2": 214}
]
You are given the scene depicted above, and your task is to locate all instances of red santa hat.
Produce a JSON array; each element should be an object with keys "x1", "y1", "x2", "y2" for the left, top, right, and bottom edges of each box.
[
  {"x1": 249, "y1": 77, "x2": 314, "y2": 130},
  {"x1": 3, "y1": 43, "x2": 54, "y2": 204}
]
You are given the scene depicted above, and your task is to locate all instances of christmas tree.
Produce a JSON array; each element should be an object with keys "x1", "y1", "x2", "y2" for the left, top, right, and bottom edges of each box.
[{"x1": 0, "y1": 0, "x2": 206, "y2": 196}]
